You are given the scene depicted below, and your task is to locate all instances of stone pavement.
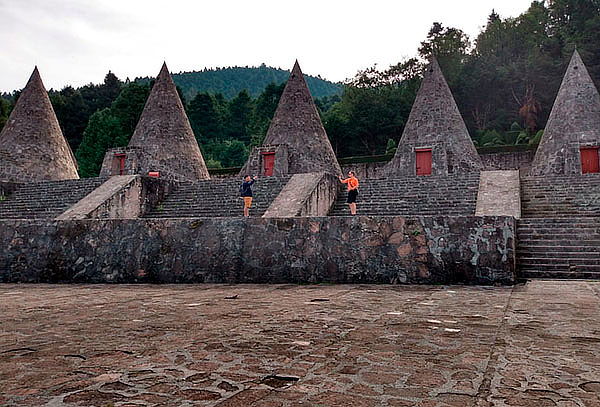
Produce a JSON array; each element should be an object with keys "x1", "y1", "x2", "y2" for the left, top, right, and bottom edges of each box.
[{"x1": 0, "y1": 281, "x2": 599, "y2": 406}]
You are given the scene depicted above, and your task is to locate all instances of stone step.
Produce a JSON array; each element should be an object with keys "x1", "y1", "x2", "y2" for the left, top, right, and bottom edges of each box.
[
  {"x1": 520, "y1": 270, "x2": 600, "y2": 279},
  {"x1": 518, "y1": 247, "x2": 600, "y2": 255},
  {"x1": 144, "y1": 176, "x2": 290, "y2": 218},
  {"x1": 0, "y1": 178, "x2": 106, "y2": 219},
  {"x1": 329, "y1": 174, "x2": 480, "y2": 216},
  {"x1": 518, "y1": 218, "x2": 600, "y2": 224},
  {"x1": 519, "y1": 258, "x2": 600, "y2": 266}
]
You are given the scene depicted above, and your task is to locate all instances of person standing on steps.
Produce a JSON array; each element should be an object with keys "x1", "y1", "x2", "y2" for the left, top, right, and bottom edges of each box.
[
  {"x1": 339, "y1": 171, "x2": 359, "y2": 215},
  {"x1": 240, "y1": 175, "x2": 257, "y2": 217}
]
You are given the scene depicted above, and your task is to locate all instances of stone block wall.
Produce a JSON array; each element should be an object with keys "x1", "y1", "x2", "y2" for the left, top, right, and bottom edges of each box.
[
  {"x1": 240, "y1": 144, "x2": 289, "y2": 177},
  {"x1": 341, "y1": 162, "x2": 388, "y2": 179},
  {"x1": 263, "y1": 172, "x2": 338, "y2": 217},
  {"x1": 338, "y1": 149, "x2": 536, "y2": 179},
  {"x1": 99, "y1": 147, "x2": 142, "y2": 178},
  {"x1": 54, "y1": 176, "x2": 175, "y2": 220},
  {"x1": 0, "y1": 216, "x2": 515, "y2": 285},
  {"x1": 479, "y1": 150, "x2": 535, "y2": 171}
]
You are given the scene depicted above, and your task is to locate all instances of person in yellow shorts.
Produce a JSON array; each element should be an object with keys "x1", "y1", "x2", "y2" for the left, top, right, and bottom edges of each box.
[
  {"x1": 240, "y1": 175, "x2": 257, "y2": 217},
  {"x1": 338, "y1": 171, "x2": 359, "y2": 215}
]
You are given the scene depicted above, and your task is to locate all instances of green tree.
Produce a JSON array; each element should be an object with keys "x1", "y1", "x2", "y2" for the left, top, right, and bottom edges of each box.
[
  {"x1": 50, "y1": 86, "x2": 89, "y2": 150},
  {"x1": 418, "y1": 22, "x2": 471, "y2": 86},
  {"x1": 187, "y1": 92, "x2": 224, "y2": 143},
  {"x1": 226, "y1": 90, "x2": 253, "y2": 143},
  {"x1": 110, "y1": 82, "x2": 150, "y2": 138},
  {"x1": 0, "y1": 97, "x2": 12, "y2": 131},
  {"x1": 75, "y1": 109, "x2": 127, "y2": 177}
]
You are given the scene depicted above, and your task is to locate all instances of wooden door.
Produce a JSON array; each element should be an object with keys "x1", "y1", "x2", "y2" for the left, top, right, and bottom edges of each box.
[
  {"x1": 581, "y1": 147, "x2": 599, "y2": 174},
  {"x1": 113, "y1": 153, "x2": 126, "y2": 176},
  {"x1": 262, "y1": 152, "x2": 275, "y2": 176},
  {"x1": 415, "y1": 149, "x2": 432, "y2": 176}
]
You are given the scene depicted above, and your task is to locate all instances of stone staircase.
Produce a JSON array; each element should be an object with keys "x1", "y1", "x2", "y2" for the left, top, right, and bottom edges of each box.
[
  {"x1": 143, "y1": 176, "x2": 291, "y2": 218},
  {"x1": 521, "y1": 174, "x2": 600, "y2": 217},
  {"x1": 328, "y1": 173, "x2": 481, "y2": 216},
  {"x1": 0, "y1": 178, "x2": 106, "y2": 219},
  {"x1": 518, "y1": 174, "x2": 600, "y2": 279}
]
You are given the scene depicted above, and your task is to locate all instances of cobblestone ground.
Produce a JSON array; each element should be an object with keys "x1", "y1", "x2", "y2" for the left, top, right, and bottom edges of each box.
[{"x1": 1, "y1": 281, "x2": 599, "y2": 406}]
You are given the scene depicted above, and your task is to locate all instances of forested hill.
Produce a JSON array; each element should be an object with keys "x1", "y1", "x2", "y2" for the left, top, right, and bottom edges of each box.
[{"x1": 135, "y1": 64, "x2": 343, "y2": 100}]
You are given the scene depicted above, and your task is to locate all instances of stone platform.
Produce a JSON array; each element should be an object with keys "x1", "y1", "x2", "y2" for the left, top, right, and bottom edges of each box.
[{"x1": 1, "y1": 281, "x2": 599, "y2": 406}]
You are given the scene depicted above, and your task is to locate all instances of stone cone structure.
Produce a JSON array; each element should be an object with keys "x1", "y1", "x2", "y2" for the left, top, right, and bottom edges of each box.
[
  {"x1": 386, "y1": 57, "x2": 482, "y2": 176},
  {"x1": 530, "y1": 50, "x2": 600, "y2": 175},
  {"x1": 243, "y1": 60, "x2": 341, "y2": 176},
  {"x1": 0, "y1": 67, "x2": 79, "y2": 182},
  {"x1": 128, "y1": 62, "x2": 209, "y2": 181}
]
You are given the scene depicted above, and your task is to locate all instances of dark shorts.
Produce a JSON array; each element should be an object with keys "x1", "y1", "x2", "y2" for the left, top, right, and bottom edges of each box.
[{"x1": 347, "y1": 189, "x2": 358, "y2": 204}]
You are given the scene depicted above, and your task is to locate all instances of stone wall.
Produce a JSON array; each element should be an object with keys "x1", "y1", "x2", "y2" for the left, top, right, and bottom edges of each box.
[
  {"x1": 240, "y1": 144, "x2": 289, "y2": 177},
  {"x1": 341, "y1": 162, "x2": 388, "y2": 179},
  {"x1": 99, "y1": 147, "x2": 142, "y2": 178},
  {"x1": 339, "y1": 150, "x2": 536, "y2": 179},
  {"x1": 479, "y1": 150, "x2": 535, "y2": 171},
  {"x1": 0, "y1": 216, "x2": 516, "y2": 285},
  {"x1": 263, "y1": 172, "x2": 338, "y2": 217},
  {"x1": 56, "y1": 176, "x2": 175, "y2": 220}
]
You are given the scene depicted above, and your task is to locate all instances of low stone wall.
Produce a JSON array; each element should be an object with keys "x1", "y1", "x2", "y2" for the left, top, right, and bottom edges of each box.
[
  {"x1": 341, "y1": 162, "x2": 388, "y2": 179},
  {"x1": 339, "y1": 149, "x2": 536, "y2": 179},
  {"x1": 56, "y1": 176, "x2": 175, "y2": 220},
  {"x1": 0, "y1": 216, "x2": 516, "y2": 285},
  {"x1": 479, "y1": 150, "x2": 535, "y2": 171},
  {"x1": 263, "y1": 172, "x2": 338, "y2": 217}
]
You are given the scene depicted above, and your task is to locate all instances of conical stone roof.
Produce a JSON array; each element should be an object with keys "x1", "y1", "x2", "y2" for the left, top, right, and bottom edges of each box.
[
  {"x1": 260, "y1": 61, "x2": 341, "y2": 175},
  {"x1": 128, "y1": 62, "x2": 209, "y2": 181},
  {"x1": 0, "y1": 67, "x2": 79, "y2": 182},
  {"x1": 530, "y1": 50, "x2": 600, "y2": 175},
  {"x1": 386, "y1": 57, "x2": 481, "y2": 176}
]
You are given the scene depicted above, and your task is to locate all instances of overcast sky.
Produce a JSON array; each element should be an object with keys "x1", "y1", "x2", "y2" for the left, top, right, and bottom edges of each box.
[{"x1": 0, "y1": 0, "x2": 532, "y2": 92}]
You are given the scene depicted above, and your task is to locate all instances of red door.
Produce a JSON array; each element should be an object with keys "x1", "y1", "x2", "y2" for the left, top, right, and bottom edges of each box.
[
  {"x1": 114, "y1": 153, "x2": 126, "y2": 175},
  {"x1": 415, "y1": 149, "x2": 432, "y2": 176},
  {"x1": 262, "y1": 152, "x2": 275, "y2": 176},
  {"x1": 581, "y1": 147, "x2": 600, "y2": 174}
]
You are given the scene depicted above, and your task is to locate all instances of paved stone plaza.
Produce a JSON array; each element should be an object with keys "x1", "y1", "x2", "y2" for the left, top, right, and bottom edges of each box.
[{"x1": 1, "y1": 281, "x2": 599, "y2": 406}]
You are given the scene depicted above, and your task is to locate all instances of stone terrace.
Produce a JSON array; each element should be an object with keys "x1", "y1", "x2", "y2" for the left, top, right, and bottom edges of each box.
[
  {"x1": 329, "y1": 173, "x2": 481, "y2": 216},
  {"x1": 1, "y1": 281, "x2": 599, "y2": 406}
]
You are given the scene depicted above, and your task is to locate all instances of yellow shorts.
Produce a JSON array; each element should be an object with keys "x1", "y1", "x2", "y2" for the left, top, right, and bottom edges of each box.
[{"x1": 243, "y1": 197, "x2": 253, "y2": 208}]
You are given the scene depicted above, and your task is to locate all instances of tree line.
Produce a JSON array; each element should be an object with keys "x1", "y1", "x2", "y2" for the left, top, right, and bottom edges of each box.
[{"x1": 0, "y1": 0, "x2": 598, "y2": 175}]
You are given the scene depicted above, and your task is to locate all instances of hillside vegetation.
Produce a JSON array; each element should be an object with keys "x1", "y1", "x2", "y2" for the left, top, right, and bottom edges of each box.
[
  {"x1": 0, "y1": 0, "x2": 598, "y2": 175},
  {"x1": 136, "y1": 64, "x2": 343, "y2": 100}
]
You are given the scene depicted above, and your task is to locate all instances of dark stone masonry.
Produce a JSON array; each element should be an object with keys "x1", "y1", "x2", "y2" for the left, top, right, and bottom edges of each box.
[
  {"x1": 0, "y1": 51, "x2": 598, "y2": 285},
  {"x1": 530, "y1": 50, "x2": 600, "y2": 175},
  {"x1": 242, "y1": 61, "x2": 342, "y2": 177},
  {"x1": 385, "y1": 57, "x2": 483, "y2": 176},
  {"x1": 124, "y1": 63, "x2": 210, "y2": 182},
  {"x1": 0, "y1": 67, "x2": 78, "y2": 183},
  {"x1": 0, "y1": 216, "x2": 515, "y2": 285}
]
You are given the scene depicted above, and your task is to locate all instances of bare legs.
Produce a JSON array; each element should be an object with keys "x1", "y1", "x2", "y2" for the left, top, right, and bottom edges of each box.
[
  {"x1": 244, "y1": 207, "x2": 250, "y2": 217},
  {"x1": 348, "y1": 203, "x2": 357, "y2": 215}
]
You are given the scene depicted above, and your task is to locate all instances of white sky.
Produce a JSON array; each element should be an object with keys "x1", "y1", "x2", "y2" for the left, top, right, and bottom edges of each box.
[{"x1": 0, "y1": 0, "x2": 532, "y2": 92}]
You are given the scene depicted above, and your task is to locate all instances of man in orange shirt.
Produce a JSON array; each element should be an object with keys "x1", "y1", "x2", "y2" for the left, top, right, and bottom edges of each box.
[{"x1": 339, "y1": 171, "x2": 359, "y2": 215}]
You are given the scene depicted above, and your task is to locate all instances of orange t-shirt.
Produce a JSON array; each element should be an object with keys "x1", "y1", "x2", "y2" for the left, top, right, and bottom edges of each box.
[{"x1": 341, "y1": 177, "x2": 359, "y2": 191}]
